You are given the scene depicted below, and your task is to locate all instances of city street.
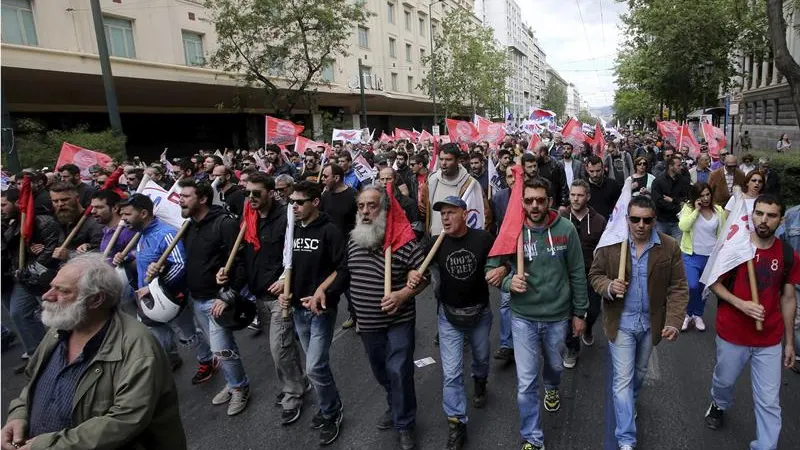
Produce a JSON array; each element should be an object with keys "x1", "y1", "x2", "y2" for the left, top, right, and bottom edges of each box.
[{"x1": 2, "y1": 288, "x2": 799, "y2": 450}]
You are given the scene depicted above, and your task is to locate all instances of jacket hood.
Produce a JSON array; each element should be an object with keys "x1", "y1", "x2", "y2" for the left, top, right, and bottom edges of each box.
[
  {"x1": 298, "y1": 211, "x2": 332, "y2": 229},
  {"x1": 435, "y1": 165, "x2": 470, "y2": 187},
  {"x1": 194, "y1": 205, "x2": 226, "y2": 225}
]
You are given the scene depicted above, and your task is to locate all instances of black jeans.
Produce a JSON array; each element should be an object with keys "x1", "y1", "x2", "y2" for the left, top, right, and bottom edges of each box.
[{"x1": 566, "y1": 286, "x2": 602, "y2": 352}]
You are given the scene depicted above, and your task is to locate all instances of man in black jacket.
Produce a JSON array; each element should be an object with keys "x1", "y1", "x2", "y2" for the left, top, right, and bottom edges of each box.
[
  {"x1": 279, "y1": 181, "x2": 349, "y2": 446},
  {"x1": 584, "y1": 155, "x2": 622, "y2": 219},
  {"x1": 57, "y1": 163, "x2": 95, "y2": 208},
  {"x1": 178, "y1": 179, "x2": 251, "y2": 416},
  {"x1": 49, "y1": 182, "x2": 103, "y2": 262},
  {"x1": 651, "y1": 155, "x2": 690, "y2": 242},
  {"x1": 211, "y1": 165, "x2": 245, "y2": 217},
  {"x1": 534, "y1": 144, "x2": 569, "y2": 213}
]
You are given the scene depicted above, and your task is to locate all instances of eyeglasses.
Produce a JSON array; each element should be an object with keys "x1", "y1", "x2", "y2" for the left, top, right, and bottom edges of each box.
[
  {"x1": 289, "y1": 198, "x2": 312, "y2": 206},
  {"x1": 629, "y1": 216, "x2": 655, "y2": 224},
  {"x1": 244, "y1": 190, "x2": 263, "y2": 198},
  {"x1": 304, "y1": 159, "x2": 316, "y2": 164}
]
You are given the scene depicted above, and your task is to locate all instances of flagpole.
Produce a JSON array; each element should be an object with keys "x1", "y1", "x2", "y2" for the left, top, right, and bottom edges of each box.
[
  {"x1": 145, "y1": 220, "x2": 191, "y2": 283},
  {"x1": 417, "y1": 233, "x2": 445, "y2": 274},
  {"x1": 18, "y1": 212, "x2": 26, "y2": 268},
  {"x1": 616, "y1": 241, "x2": 628, "y2": 299},
  {"x1": 516, "y1": 233, "x2": 524, "y2": 278},
  {"x1": 384, "y1": 247, "x2": 393, "y2": 297},
  {"x1": 114, "y1": 232, "x2": 140, "y2": 266},
  {"x1": 102, "y1": 220, "x2": 127, "y2": 258},
  {"x1": 223, "y1": 223, "x2": 247, "y2": 275},
  {"x1": 59, "y1": 213, "x2": 90, "y2": 252},
  {"x1": 746, "y1": 260, "x2": 764, "y2": 331},
  {"x1": 282, "y1": 269, "x2": 292, "y2": 320}
]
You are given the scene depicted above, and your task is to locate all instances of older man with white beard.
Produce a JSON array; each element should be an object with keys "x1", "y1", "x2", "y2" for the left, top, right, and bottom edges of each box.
[
  {"x1": 347, "y1": 186, "x2": 429, "y2": 450},
  {"x1": 2, "y1": 253, "x2": 187, "y2": 449}
]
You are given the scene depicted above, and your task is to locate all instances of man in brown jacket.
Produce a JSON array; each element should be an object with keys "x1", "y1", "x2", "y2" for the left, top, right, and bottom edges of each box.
[
  {"x1": 707, "y1": 154, "x2": 746, "y2": 207},
  {"x1": 589, "y1": 195, "x2": 688, "y2": 450}
]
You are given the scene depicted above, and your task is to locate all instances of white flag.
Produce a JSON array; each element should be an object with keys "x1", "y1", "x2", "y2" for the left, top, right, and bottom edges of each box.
[
  {"x1": 332, "y1": 128, "x2": 364, "y2": 144},
  {"x1": 700, "y1": 189, "x2": 755, "y2": 287},
  {"x1": 595, "y1": 178, "x2": 633, "y2": 252},
  {"x1": 352, "y1": 154, "x2": 375, "y2": 182},
  {"x1": 462, "y1": 180, "x2": 486, "y2": 230},
  {"x1": 487, "y1": 160, "x2": 504, "y2": 193},
  {"x1": 283, "y1": 202, "x2": 295, "y2": 270},
  {"x1": 210, "y1": 177, "x2": 225, "y2": 207},
  {"x1": 136, "y1": 175, "x2": 186, "y2": 229}
]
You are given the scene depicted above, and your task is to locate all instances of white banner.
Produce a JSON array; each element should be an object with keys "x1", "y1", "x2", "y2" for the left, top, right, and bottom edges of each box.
[
  {"x1": 700, "y1": 189, "x2": 756, "y2": 287},
  {"x1": 462, "y1": 180, "x2": 486, "y2": 230},
  {"x1": 332, "y1": 128, "x2": 365, "y2": 144},
  {"x1": 283, "y1": 200, "x2": 295, "y2": 270},
  {"x1": 595, "y1": 178, "x2": 633, "y2": 252},
  {"x1": 136, "y1": 175, "x2": 186, "y2": 229},
  {"x1": 352, "y1": 154, "x2": 375, "y2": 182}
]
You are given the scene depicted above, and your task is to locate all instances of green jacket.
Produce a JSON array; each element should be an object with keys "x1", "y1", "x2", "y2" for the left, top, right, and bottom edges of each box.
[
  {"x1": 677, "y1": 203, "x2": 726, "y2": 255},
  {"x1": 486, "y1": 211, "x2": 589, "y2": 321},
  {"x1": 7, "y1": 310, "x2": 186, "y2": 450}
]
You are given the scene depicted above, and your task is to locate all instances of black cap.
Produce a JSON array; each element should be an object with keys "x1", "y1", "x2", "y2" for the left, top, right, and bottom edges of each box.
[{"x1": 118, "y1": 193, "x2": 154, "y2": 213}]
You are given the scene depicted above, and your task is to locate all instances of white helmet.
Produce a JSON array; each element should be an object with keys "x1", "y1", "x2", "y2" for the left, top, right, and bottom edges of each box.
[{"x1": 138, "y1": 277, "x2": 183, "y2": 323}]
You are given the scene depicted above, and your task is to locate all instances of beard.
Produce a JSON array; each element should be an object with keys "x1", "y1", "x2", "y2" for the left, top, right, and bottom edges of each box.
[
  {"x1": 351, "y1": 210, "x2": 387, "y2": 250},
  {"x1": 755, "y1": 224, "x2": 776, "y2": 239},
  {"x1": 55, "y1": 208, "x2": 79, "y2": 225},
  {"x1": 41, "y1": 296, "x2": 88, "y2": 330}
]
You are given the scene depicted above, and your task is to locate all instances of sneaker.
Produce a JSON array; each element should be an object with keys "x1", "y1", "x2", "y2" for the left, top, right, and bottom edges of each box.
[
  {"x1": 581, "y1": 329, "x2": 594, "y2": 347},
  {"x1": 694, "y1": 316, "x2": 706, "y2": 332},
  {"x1": 212, "y1": 387, "x2": 232, "y2": 405},
  {"x1": 543, "y1": 389, "x2": 560, "y2": 412},
  {"x1": 192, "y1": 360, "x2": 217, "y2": 385},
  {"x1": 247, "y1": 316, "x2": 261, "y2": 331},
  {"x1": 521, "y1": 441, "x2": 545, "y2": 450},
  {"x1": 282, "y1": 405, "x2": 301, "y2": 425},
  {"x1": 318, "y1": 410, "x2": 343, "y2": 446},
  {"x1": 399, "y1": 428, "x2": 417, "y2": 450},
  {"x1": 704, "y1": 401, "x2": 724, "y2": 430},
  {"x1": 227, "y1": 386, "x2": 250, "y2": 416},
  {"x1": 681, "y1": 316, "x2": 691, "y2": 331},
  {"x1": 493, "y1": 347, "x2": 514, "y2": 361},
  {"x1": 472, "y1": 377, "x2": 487, "y2": 408},
  {"x1": 791, "y1": 361, "x2": 800, "y2": 375},
  {"x1": 20, "y1": 352, "x2": 29, "y2": 360},
  {"x1": 619, "y1": 446, "x2": 635, "y2": 450},
  {"x1": 563, "y1": 348, "x2": 578, "y2": 369},
  {"x1": 376, "y1": 408, "x2": 393, "y2": 430},
  {"x1": 341, "y1": 316, "x2": 355, "y2": 329},
  {"x1": 445, "y1": 417, "x2": 466, "y2": 450},
  {"x1": 312, "y1": 402, "x2": 343, "y2": 429}
]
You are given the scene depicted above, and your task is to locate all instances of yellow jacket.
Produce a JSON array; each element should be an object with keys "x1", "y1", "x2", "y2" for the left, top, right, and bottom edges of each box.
[{"x1": 677, "y1": 203, "x2": 727, "y2": 255}]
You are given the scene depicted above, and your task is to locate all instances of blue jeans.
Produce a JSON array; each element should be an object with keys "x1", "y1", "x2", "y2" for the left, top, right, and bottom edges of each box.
[
  {"x1": 682, "y1": 253, "x2": 710, "y2": 317},
  {"x1": 438, "y1": 305, "x2": 492, "y2": 422},
  {"x1": 608, "y1": 328, "x2": 654, "y2": 447},
  {"x1": 191, "y1": 296, "x2": 248, "y2": 388},
  {"x1": 711, "y1": 336, "x2": 782, "y2": 450},
  {"x1": 294, "y1": 307, "x2": 341, "y2": 418},
  {"x1": 498, "y1": 291, "x2": 513, "y2": 349},
  {"x1": 512, "y1": 317, "x2": 568, "y2": 446},
  {"x1": 9, "y1": 283, "x2": 45, "y2": 355},
  {"x1": 360, "y1": 320, "x2": 417, "y2": 430},
  {"x1": 148, "y1": 302, "x2": 212, "y2": 366},
  {"x1": 656, "y1": 220, "x2": 682, "y2": 242}
]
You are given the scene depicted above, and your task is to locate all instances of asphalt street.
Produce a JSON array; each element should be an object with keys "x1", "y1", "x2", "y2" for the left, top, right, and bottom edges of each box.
[{"x1": 2, "y1": 287, "x2": 799, "y2": 450}]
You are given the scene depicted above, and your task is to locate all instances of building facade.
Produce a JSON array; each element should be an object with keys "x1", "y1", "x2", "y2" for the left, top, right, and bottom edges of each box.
[{"x1": 565, "y1": 83, "x2": 582, "y2": 118}]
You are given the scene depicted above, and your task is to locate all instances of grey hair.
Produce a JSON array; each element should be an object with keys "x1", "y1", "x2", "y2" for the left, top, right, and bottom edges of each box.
[
  {"x1": 275, "y1": 174, "x2": 295, "y2": 186},
  {"x1": 67, "y1": 253, "x2": 123, "y2": 308},
  {"x1": 359, "y1": 184, "x2": 389, "y2": 210}
]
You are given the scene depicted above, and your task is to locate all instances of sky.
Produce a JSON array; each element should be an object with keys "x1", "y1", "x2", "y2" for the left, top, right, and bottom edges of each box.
[{"x1": 519, "y1": 0, "x2": 628, "y2": 109}]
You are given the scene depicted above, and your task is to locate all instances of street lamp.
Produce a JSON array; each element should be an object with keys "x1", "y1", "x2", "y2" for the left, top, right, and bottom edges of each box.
[
  {"x1": 429, "y1": 0, "x2": 445, "y2": 132},
  {"x1": 701, "y1": 60, "x2": 715, "y2": 112}
]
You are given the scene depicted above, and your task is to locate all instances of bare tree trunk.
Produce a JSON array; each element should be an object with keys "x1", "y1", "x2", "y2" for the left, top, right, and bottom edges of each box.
[{"x1": 766, "y1": 0, "x2": 800, "y2": 128}]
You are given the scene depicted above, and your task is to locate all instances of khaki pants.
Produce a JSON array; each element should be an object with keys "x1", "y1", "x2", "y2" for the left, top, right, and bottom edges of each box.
[{"x1": 256, "y1": 295, "x2": 306, "y2": 409}]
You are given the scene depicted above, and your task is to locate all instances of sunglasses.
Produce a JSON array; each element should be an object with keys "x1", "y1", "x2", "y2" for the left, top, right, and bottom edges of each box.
[
  {"x1": 244, "y1": 190, "x2": 263, "y2": 198},
  {"x1": 636, "y1": 162, "x2": 647, "y2": 166},
  {"x1": 289, "y1": 198, "x2": 312, "y2": 206},
  {"x1": 522, "y1": 197, "x2": 548, "y2": 206},
  {"x1": 629, "y1": 216, "x2": 655, "y2": 224}
]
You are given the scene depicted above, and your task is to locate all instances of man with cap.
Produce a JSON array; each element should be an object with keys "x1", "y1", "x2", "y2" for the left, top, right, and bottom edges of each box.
[{"x1": 408, "y1": 196, "x2": 503, "y2": 450}]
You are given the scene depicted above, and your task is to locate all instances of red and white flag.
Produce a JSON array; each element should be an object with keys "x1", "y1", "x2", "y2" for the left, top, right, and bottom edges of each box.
[
  {"x1": 332, "y1": 128, "x2": 363, "y2": 144},
  {"x1": 418, "y1": 129, "x2": 434, "y2": 143},
  {"x1": 446, "y1": 119, "x2": 479, "y2": 148},
  {"x1": 656, "y1": 120, "x2": 681, "y2": 146},
  {"x1": 394, "y1": 128, "x2": 416, "y2": 141},
  {"x1": 428, "y1": 139, "x2": 439, "y2": 172},
  {"x1": 265, "y1": 116, "x2": 304, "y2": 146},
  {"x1": 352, "y1": 154, "x2": 375, "y2": 182},
  {"x1": 488, "y1": 166, "x2": 525, "y2": 257},
  {"x1": 384, "y1": 182, "x2": 416, "y2": 252},
  {"x1": 380, "y1": 132, "x2": 395, "y2": 143},
  {"x1": 701, "y1": 122, "x2": 728, "y2": 158},
  {"x1": 700, "y1": 189, "x2": 755, "y2": 287},
  {"x1": 295, "y1": 136, "x2": 329, "y2": 154},
  {"x1": 475, "y1": 115, "x2": 506, "y2": 146},
  {"x1": 55, "y1": 142, "x2": 113, "y2": 181},
  {"x1": 590, "y1": 122, "x2": 607, "y2": 159},
  {"x1": 560, "y1": 117, "x2": 587, "y2": 149},
  {"x1": 527, "y1": 133, "x2": 541, "y2": 153},
  {"x1": 678, "y1": 123, "x2": 702, "y2": 158}
]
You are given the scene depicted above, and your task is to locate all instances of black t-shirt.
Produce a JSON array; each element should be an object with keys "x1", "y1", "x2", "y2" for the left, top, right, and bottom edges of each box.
[
  {"x1": 611, "y1": 154, "x2": 625, "y2": 181},
  {"x1": 434, "y1": 228, "x2": 494, "y2": 308},
  {"x1": 320, "y1": 186, "x2": 357, "y2": 237}
]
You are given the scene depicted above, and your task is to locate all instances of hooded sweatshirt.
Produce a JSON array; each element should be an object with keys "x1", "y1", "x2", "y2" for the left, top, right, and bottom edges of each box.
[
  {"x1": 428, "y1": 165, "x2": 474, "y2": 236},
  {"x1": 289, "y1": 212, "x2": 349, "y2": 308},
  {"x1": 560, "y1": 207, "x2": 607, "y2": 274},
  {"x1": 485, "y1": 211, "x2": 589, "y2": 321},
  {"x1": 183, "y1": 206, "x2": 244, "y2": 299}
]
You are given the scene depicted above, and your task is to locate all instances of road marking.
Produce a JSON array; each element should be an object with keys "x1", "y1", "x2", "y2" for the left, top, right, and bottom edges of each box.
[
  {"x1": 645, "y1": 346, "x2": 661, "y2": 385},
  {"x1": 332, "y1": 327, "x2": 348, "y2": 343}
]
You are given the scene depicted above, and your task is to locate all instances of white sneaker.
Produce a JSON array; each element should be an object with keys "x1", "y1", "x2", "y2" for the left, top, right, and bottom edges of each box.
[
  {"x1": 681, "y1": 316, "x2": 691, "y2": 331},
  {"x1": 694, "y1": 316, "x2": 706, "y2": 332}
]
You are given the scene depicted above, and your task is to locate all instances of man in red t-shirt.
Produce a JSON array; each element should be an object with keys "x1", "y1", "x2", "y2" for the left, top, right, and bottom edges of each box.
[{"x1": 704, "y1": 194, "x2": 799, "y2": 450}]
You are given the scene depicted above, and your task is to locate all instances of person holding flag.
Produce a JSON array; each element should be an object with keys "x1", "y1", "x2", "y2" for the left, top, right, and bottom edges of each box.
[
  {"x1": 427, "y1": 143, "x2": 485, "y2": 236},
  {"x1": 484, "y1": 172, "x2": 588, "y2": 450},
  {"x1": 48, "y1": 182, "x2": 103, "y2": 262},
  {"x1": 347, "y1": 184, "x2": 427, "y2": 450},
  {"x1": 703, "y1": 194, "x2": 799, "y2": 450},
  {"x1": 278, "y1": 180, "x2": 349, "y2": 445},
  {"x1": 589, "y1": 193, "x2": 688, "y2": 450}
]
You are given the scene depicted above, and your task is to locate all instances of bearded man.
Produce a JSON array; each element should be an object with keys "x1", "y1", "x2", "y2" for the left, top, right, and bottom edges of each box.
[
  {"x1": 49, "y1": 182, "x2": 103, "y2": 263},
  {"x1": 347, "y1": 186, "x2": 429, "y2": 450}
]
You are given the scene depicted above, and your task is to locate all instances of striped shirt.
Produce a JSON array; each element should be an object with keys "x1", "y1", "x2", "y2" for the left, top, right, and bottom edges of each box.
[{"x1": 347, "y1": 239, "x2": 425, "y2": 331}]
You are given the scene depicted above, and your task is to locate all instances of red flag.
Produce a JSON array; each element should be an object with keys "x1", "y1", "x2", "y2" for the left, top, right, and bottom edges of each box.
[
  {"x1": 242, "y1": 202, "x2": 261, "y2": 251},
  {"x1": 16, "y1": 175, "x2": 35, "y2": 244},
  {"x1": 295, "y1": 136, "x2": 329, "y2": 155},
  {"x1": 678, "y1": 123, "x2": 701, "y2": 158},
  {"x1": 101, "y1": 167, "x2": 127, "y2": 198},
  {"x1": 592, "y1": 122, "x2": 607, "y2": 159},
  {"x1": 55, "y1": 142, "x2": 113, "y2": 181},
  {"x1": 419, "y1": 129, "x2": 434, "y2": 143},
  {"x1": 488, "y1": 166, "x2": 525, "y2": 257},
  {"x1": 394, "y1": 128, "x2": 415, "y2": 141},
  {"x1": 527, "y1": 133, "x2": 541, "y2": 153},
  {"x1": 383, "y1": 182, "x2": 415, "y2": 252},
  {"x1": 265, "y1": 116, "x2": 304, "y2": 146},
  {"x1": 475, "y1": 115, "x2": 506, "y2": 146},
  {"x1": 429, "y1": 138, "x2": 439, "y2": 172},
  {"x1": 446, "y1": 119, "x2": 480, "y2": 149},
  {"x1": 380, "y1": 132, "x2": 395, "y2": 143},
  {"x1": 560, "y1": 117, "x2": 586, "y2": 149},
  {"x1": 701, "y1": 122, "x2": 728, "y2": 158},
  {"x1": 411, "y1": 129, "x2": 421, "y2": 142},
  {"x1": 656, "y1": 120, "x2": 680, "y2": 146}
]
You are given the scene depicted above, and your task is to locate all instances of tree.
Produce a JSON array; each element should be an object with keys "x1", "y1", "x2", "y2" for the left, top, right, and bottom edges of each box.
[
  {"x1": 612, "y1": 88, "x2": 659, "y2": 125},
  {"x1": 204, "y1": 0, "x2": 371, "y2": 118},
  {"x1": 541, "y1": 78, "x2": 567, "y2": 118},
  {"x1": 577, "y1": 109, "x2": 595, "y2": 125},
  {"x1": 766, "y1": 0, "x2": 800, "y2": 128}
]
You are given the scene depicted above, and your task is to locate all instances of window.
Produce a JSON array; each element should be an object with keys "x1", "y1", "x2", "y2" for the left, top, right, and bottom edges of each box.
[
  {"x1": 1, "y1": 0, "x2": 37, "y2": 46},
  {"x1": 405, "y1": 43, "x2": 412, "y2": 62},
  {"x1": 387, "y1": 2, "x2": 395, "y2": 24},
  {"x1": 103, "y1": 16, "x2": 136, "y2": 58},
  {"x1": 404, "y1": 10, "x2": 411, "y2": 31},
  {"x1": 358, "y1": 26, "x2": 369, "y2": 48},
  {"x1": 431, "y1": 23, "x2": 438, "y2": 37},
  {"x1": 389, "y1": 37, "x2": 396, "y2": 58},
  {"x1": 391, "y1": 73, "x2": 398, "y2": 91},
  {"x1": 419, "y1": 48, "x2": 426, "y2": 61},
  {"x1": 407, "y1": 76, "x2": 413, "y2": 93},
  {"x1": 181, "y1": 31, "x2": 204, "y2": 66},
  {"x1": 419, "y1": 17, "x2": 426, "y2": 36},
  {"x1": 321, "y1": 60, "x2": 334, "y2": 82}
]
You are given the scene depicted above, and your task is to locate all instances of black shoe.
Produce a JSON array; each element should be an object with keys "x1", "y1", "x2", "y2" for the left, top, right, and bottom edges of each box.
[
  {"x1": 191, "y1": 360, "x2": 217, "y2": 385},
  {"x1": 281, "y1": 406, "x2": 301, "y2": 425},
  {"x1": 399, "y1": 428, "x2": 417, "y2": 450},
  {"x1": 311, "y1": 402, "x2": 343, "y2": 429},
  {"x1": 472, "y1": 377, "x2": 487, "y2": 408},
  {"x1": 376, "y1": 409, "x2": 393, "y2": 430},
  {"x1": 319, "y1": 410, "x2": 343, "y2": 446},
  {"x1": 493, "y1": 347, "x2": 513, "y2": 361},
  {"x1": 791, "y1": 361, "x2": 800, "y2": 375},
  {"x1": 445, "y1": 418, "x2": 466, "y2": 450},
  {"x1": 704, "y1": 401, "x2": 724, "y2": 430}
]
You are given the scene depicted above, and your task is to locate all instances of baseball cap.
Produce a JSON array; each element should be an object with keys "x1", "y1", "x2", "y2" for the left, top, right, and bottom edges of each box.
[{"x1": 433, "y1": 195, "x2": 466, "y2": 211}]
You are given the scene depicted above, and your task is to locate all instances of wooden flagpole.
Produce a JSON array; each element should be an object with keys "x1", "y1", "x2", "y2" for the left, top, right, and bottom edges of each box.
[
  {"x1": 746, "y1": 260, "x2": 763, "y2": 331},
  {"x1": 102, "y1": 220, "x2": 127, "y2": 258},
  {"x1": 144, "y1": 220, "x2": 191, "y2": 283}
]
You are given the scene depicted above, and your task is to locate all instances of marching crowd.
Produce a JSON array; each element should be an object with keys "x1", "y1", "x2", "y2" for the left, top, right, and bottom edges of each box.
[{"x1": 0, "y1": 128, "x2": 798, "y2": 450}]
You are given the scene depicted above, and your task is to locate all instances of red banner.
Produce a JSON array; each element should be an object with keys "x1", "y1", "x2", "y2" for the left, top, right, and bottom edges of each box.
[
  {"x1": 418, "y1": 129, "x2": 434, "y2": 143},
  {"x1": 380, "y1": 132, "x2": 395, "y2": 143},
  {"x1": 16, "y1": 175, "x2": 35, "y2": 243},
  {"x1": 527, "y1": 133, "x2": 541, "y2": 153},
  {"x1": 475, "y1": 115, "x2": 506, "y2": 146},
  {"x1": 589, "y1": 122, "x2": 607, "y2": 159},
  {"x1": 295, "y1": 136, "x2": 328, "y2": 154},
  {"x1": 394, "y1": 128, "x2": 416, "y2": 141},
  {"x1": 265, "y1": 116, "x2": 304, "y2": 146},
  {"x1": 446, "y1": 119, "x2": 480, "y2": 148},
  {"x1": 55, "y1": 142, "x2": 113, "y2": 181},
  {"x1": 701, "y1": 122, "x2": 728, "y2": 158},
  {"x1": 560, "y1": 117, "x2": 587, "y2": 149},
  {"x1": 678, "y1": 123, "x2": 702, "y2": 158},
  {"x1": 656, "y1": 120, "x2": 681, "y2": 146}
]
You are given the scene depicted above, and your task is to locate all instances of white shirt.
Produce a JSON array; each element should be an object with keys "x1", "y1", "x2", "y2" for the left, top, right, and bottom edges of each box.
[
  {"x1": 692, "y1": 212, "x2": 719, "y2": 256},
  {"x1": 564, "y1": 161, "x2": 574, "y2": 186}
]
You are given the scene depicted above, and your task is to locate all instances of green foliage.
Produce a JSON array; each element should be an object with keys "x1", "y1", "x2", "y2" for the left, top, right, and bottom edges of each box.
[
  {"x1": 2, "y1": 119, "x2": 126, "y2": 171},
  {"x1": 205, "y1": 0, "x2": 372, "y2": 118},
  {"x1": 612, "y1": 88, "x2": 658, "y2": 124},
  {"x1": 747, "y1": 150, "x2": 800, "y2": 206},
  {"x1": 541, "y1": 78, "x2": 566, "y2": 118},
  {"x1": 577, "y1": 109, "x2": 595, "y2": 125},
  {"x1": 419, "y1": 8, "x2": 508, "y2": 118}
]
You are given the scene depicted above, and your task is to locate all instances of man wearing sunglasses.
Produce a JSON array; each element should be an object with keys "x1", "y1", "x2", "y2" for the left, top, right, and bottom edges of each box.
[
  {"x1": 296, "y1": 151, "x2": 322, "y2": 183},
  {"x1": 589, "y1": 195, "x2": 688, "y2": 450}
]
